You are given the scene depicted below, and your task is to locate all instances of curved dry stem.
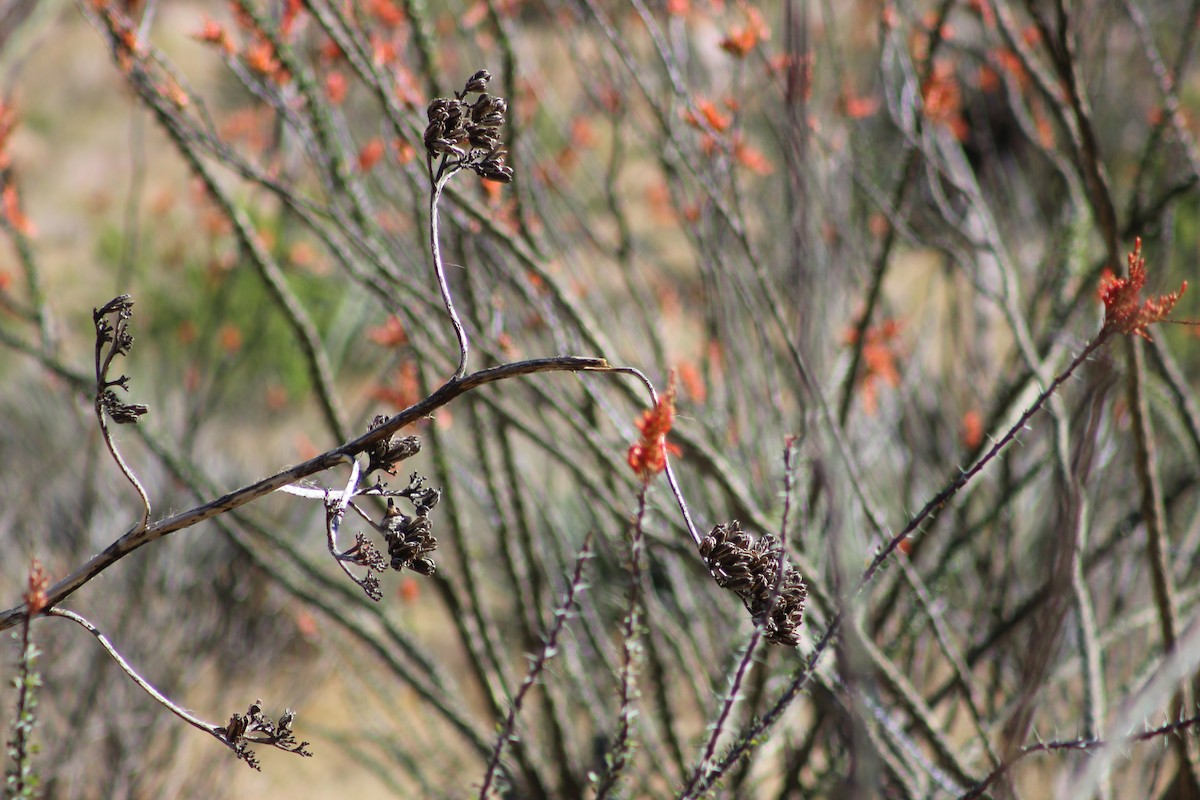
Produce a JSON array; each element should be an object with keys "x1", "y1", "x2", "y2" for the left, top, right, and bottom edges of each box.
[
  {"x1": 46, "y1": 607, "x2": 218, "y2": 737},
  {"x1": 0, "y1": 355, "x2": 611, "y2": 632},
  {"x1": 431, "y1": 169, "x2": 470, "y2": 381},
  {"x1": 94, "y1": 409, "x2": 151, "y2": 535}
]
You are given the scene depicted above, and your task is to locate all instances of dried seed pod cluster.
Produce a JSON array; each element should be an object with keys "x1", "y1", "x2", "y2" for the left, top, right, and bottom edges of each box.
[
  {"x1": 218, "y1": 699, "x2": 311, "y2": 772},
  {"x1": 701, "y1": 521, "x2": 807, "y2": 646},
  {"x1": 423, "y1": 69, "x2": 514, "y2": 183},
  {"x1": 94, "y1": 295, "x2": 149, "y2": 425},
  {"x1": 365, "y1": 415, "x2": 421, "y2": 475},
  {"x1": 382, "y1": 474, "x2": 441, "y2": 575}
]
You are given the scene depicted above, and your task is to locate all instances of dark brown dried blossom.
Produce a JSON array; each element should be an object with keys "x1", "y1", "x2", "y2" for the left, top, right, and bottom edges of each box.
[
  {"x1": 423, "y1": 70, "x2": 513, "y2": 183},
  {"x1": 381, "y1": 474, "x2": 441, "y2": 575},
  {"x1": 219, "y1": 699, "x2": 312, "y2": 771},
  {"x1": 365, "y1": 415, "x2": 421, "y2": 475},
  {"x1": 700, "y1": 521, "x2": 806, "y2": 646},
  {"x1": 94, "y1": 295, "x2": 148, "y2": 424}
]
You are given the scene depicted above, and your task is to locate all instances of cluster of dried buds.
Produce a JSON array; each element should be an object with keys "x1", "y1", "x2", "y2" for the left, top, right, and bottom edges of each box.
[
  {"x1": 423, "y1": 69, "x2": 513, "y2": 183},
  {"x1": 218, "y1": 699, "x2": 311, "y2": 771},
  {"x1": 94, "y1": 295, "x2": 148, "y2": 425},
  {"x1": 381, "y1": 473, "x2": 441, "y2": 576},
  {"x1": 700, "y1": 521, "x2": 807, "y2": 646},
  {"x1": 366, "y1": 415, "x2": 421, "y2": 475}
]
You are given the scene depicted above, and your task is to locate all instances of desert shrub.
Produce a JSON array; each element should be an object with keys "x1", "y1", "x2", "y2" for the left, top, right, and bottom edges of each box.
[{"x1": 3, "y1": 1, "x2": 1200, "y2": 798}]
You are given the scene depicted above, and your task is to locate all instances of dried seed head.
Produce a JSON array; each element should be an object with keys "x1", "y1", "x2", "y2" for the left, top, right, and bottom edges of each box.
[
  {"x1": 464, "y1": 69, "x2": 491, "y2": 93},
  {"x1": 700, "y1": 521, "x2": 807, "y2": 646},
  {"x1": 423, "y1": 70, "x2": 513, "y2": 184},
  {"x1": 381, "y1": 473, "x2": 441, "y2": 574},
  {"x1": 365, "y1": 416, "x2": 421, "y2": 475}
]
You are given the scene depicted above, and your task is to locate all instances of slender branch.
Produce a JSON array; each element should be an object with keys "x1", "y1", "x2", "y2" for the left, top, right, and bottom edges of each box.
[
  {"x1": 46, "y1": 607, "x2": 311, "y2": 771},
  {"x1": 0, "y1": 356, "x2": 610, "y2": 632},
  {"x1": 45, "y1": 607, "x2": 218, "y2": 737},
  {"x1": 696, "y1": 330, "x2": 1113, "y2": 793},
  {"x1": 681, "y1": 438, "x2": 800, "y2": 797},
  {"x1": 593, "y1": 486, "x2": 649, "y2": 800},
  {"x1": 960, "y1": 713, "x2": 1200, "y2": 799},
  {"x1": 479, "y1": 535, "x2": 593, "y2": 798},
  {"x1": 430, "y1": 171, "x2": 470, "y2": 380}
]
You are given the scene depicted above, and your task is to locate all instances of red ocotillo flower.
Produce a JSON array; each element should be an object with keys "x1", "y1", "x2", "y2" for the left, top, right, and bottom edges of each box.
[
  {"x1": 1100, "y1": 238, "x2": 1186, "y2": 341},
  {"x1": 627, "y1": 373, "x2": 680, "y2": 480}
]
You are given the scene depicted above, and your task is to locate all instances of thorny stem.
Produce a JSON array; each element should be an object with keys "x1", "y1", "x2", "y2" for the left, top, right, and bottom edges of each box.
[
  {"x1": 681, "y1": 438, "x2": 800, "y2": 797},
  {"x1": 959, "y1": 712, "x2": 1200, "y2": 799},
  {"x1": 7, "y1": 610, "x2": 40, "y2": 796},
  {"x1": 478, "y1": 535, "x2": 594, "y2": 799},
  {"x1": 695, "y1": 330, "x2": 1113, "y2": 793},
  {"x1": 593, "y1": 487, "x2": 648, "y2": 800}
]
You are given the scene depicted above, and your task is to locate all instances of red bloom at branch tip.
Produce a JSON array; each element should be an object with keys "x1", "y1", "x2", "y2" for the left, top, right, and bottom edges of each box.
[
  {"x1": 1100, "y1": 238, "x2": 1186, "y2": 341},
  {"x1": 627, "y1": 372, "x2": 681, "y2": 480},
  {"x1": 25, "y1": 559, "x2": 48, "y2": 615}
]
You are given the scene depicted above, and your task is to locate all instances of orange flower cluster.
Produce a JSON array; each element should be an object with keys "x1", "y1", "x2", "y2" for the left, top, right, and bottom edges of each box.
[
  {"x1": 1100, "y1": 238, "x2": 1186, "y2": 341},
  {"x1": 627, "y1": 374, "x2": 680, "y2": 480},
  {"x1": 194, "y1": 17, "x2": 235, "y2": 55},
  {"x1": 684, "y1": 98, "x2": 732, "y2": 133},
  {"x1": 684, "y1": 97, "x2": 774, "y2": 175},
  {"x1": 844, "y1": 318, "x2": 903, "y2": 416},
  {"x1": 245, "y1": 37, "x2": 288, "y2": 83},
  {"x1": 25, "y1": 559, "x2": 48, "y2": 615},
  {"x1": 720, "y1": 4, "x2": 769, "y2": 58},
  {"x1": 2, "y1": 185, "x2": 35, "y2": 237},
  {"x1": 921, "y1": 60, "x2": 967, "y2": 140},
  {"x1": 357, "y1": 137, "x2": 386, "y2": 172},
  {"x1": 325, "y1": 71, "x2": 348, "y2": 105}
]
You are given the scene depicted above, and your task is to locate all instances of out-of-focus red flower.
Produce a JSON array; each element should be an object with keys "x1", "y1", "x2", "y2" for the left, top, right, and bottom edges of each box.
[
  {"x1": 922, "y1": 60, "x2": 967, "y2": 140},
  {"x1": 720, "y1": 4, "x2": 769, "y2": 58},
  {"x1": 842, "y1": 89, "x2": 880, "y2": 119},
  {"x1": 357, "y1": 137, "x2": 386, "y2": 172},
  {"x1": 845, "y1": 318, "x2": 903, "y2": 416},
  {"x1": 371, "y1": 362, "x2": 420, "y2": 410},
  {"x1": 325, "y1": 71, "x2": 348, "y2": 105},
  {"x1": 960, "y1": 409, "x2": 984, "y2": 450},
  {"x1": 2, "y1": 185, "x2": 35, "y2": 237},
  {"x1": 367, "y1": 315, "x2": 408, "y2": 347},
  {"x1": 684, "y1": 98, "x2": 732, "y2": 132},
  {"x1": 733, "y1": 137, "x2": 773, "y2": 175},
  {"x1": 393, "y1": 138, "x2": 416, "y2": 165},
  {"x1": 193, "y1": 16, "x2": 235, "y2": 55},
  {"x1": 218, "y1": 323, "x2": 243, "y2": 354},
  {"x1": 367, "y1": 0, "x2": 406, "y2": 27}
]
